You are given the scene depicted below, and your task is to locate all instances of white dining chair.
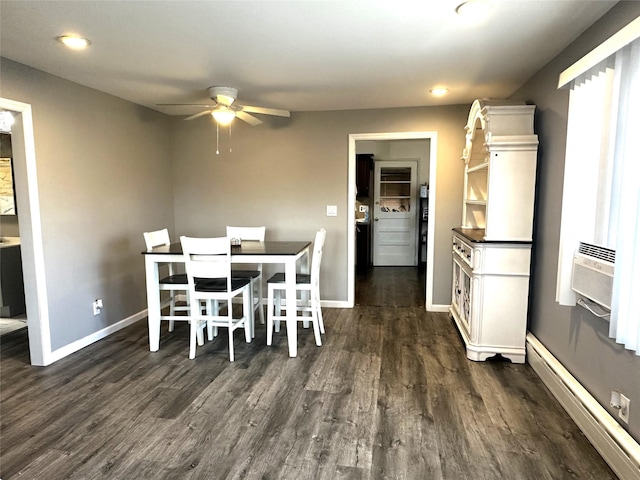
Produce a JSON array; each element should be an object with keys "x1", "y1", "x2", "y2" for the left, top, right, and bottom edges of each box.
[
  {"x1": 266, "y1": 228, "x2": 326, "y2": 347},
  {"x1": 226, "y1": 226, "x2": 266, "y2": 325},
  {"x1": 181, "y1": 236, "x2": 253, "y2": 361},
  {"x1": 143, "y1": 228, "x2": 189, "y2": 333}
]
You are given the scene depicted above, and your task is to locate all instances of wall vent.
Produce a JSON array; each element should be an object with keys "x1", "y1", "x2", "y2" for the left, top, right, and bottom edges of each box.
[{"x1": 578, "y1": 242, "x2": 616, "y2": 263}]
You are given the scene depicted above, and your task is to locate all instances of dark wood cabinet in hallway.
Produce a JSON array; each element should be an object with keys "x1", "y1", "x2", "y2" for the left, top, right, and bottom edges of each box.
[{"x1": 0, "y1": 269, "x2": 614, "y2": 479}]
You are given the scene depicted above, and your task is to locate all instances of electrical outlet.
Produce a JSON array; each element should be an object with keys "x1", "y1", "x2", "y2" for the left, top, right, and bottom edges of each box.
[
  {"x1": 92, "y1": 299, "x2": 102, "y2": 316},
  {"x1": 620, "y1": 394, "x2": 630, "y2": 424}
]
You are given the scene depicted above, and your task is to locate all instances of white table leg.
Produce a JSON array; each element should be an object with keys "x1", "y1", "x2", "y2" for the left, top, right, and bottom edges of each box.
[
  {"x1": 285, "y1": 258, "x2": 297, "y2": 357},
  {"x1": 145, "y1": 256, "x2": 161, "y2": 352}
]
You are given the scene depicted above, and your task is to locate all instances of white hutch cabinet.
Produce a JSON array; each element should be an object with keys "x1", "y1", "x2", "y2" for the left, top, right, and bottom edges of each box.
[{"x1": 450, "y1": 99, "x2": 538, "y2": 364}]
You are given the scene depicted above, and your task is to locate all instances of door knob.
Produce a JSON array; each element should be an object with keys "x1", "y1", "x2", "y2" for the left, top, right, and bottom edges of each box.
[{"x1": 374, "y1": 218, "x2": 379, "y2": 221}]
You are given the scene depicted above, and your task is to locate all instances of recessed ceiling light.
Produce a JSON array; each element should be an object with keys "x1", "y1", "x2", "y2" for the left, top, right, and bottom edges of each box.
[
  {"x1": 455, "y1": 0, "x2": 492, "y2": 17},
  {"x1": 57, "y1": 35, "x2": 91, "y2": 50},
  {"x1": 429, "y1": 87, "x2": 449, "y2": 97}
]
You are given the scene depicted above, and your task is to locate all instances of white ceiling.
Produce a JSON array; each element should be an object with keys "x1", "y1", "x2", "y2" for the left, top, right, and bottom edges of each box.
[{"x1": 0, "y1": 0, "x2": 617, "y2": 117}]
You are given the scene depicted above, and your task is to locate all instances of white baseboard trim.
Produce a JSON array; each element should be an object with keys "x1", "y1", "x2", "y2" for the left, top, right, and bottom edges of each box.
[
  {"x1": 320, "y1": 300, "x2": 349, "y2": 308},
  {"x1": 266, "y1": 300, "x2": 447, "y2": 310},
  {"x1": 47, "y1": 309, "x2": 148, "y2": 364},
  {"x1": 526, "y1": 333, "x2": 640, "y2": 480},
  {"x1": 428, "y1": 304, "x2": 451, "y2": 313},
  {"x1": 258, "y1": 299, "x2": 349, "y2": 309}
]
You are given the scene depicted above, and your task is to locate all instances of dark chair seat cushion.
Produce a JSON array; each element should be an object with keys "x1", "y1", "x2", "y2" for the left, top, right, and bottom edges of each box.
[
  {"x1": 230, "y1": 269, "x2": 261, "y2": 279},
  {"x1": 195, "y1": 277, "x2": 251, "y2": 292},
  {"x1": 159, "y1": 273, "x2": 188, "y2": 285},
  {"x1": 267, "y1": 272, "x2": 311, "y2": 285}
]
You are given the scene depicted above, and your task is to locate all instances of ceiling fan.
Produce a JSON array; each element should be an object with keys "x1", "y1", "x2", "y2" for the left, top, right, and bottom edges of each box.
[{"x1": 158, "y1": 86, "x2": 290, "y2": 126}]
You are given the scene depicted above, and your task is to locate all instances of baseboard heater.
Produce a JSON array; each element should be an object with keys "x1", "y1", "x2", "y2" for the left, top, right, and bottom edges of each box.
[{"x1": 527, "y1": 333, "x2": 640, "y2": 480}]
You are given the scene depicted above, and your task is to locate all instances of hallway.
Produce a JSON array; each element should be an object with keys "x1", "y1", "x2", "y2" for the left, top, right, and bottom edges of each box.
[{"x1": 356, "y1": 266, "x2": 425, "y2": 307}]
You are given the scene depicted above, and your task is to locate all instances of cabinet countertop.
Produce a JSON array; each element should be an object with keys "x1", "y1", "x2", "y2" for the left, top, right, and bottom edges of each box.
[
  {"x1": 0, "y1": 237, "x2": 20, "y2": 249},
  {"x1": 453, "y1": 228, "x2": 531, "y2": 245}
]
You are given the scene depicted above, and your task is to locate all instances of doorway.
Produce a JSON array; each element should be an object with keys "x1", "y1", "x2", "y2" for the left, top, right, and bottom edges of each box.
[
  {"x1": 355, "y1": 267, "x2": 425, "y2": 307},
  {"x1": 347, "y1": 132, "x2": 438, "y2": 310},
  {"x1": 0, "y1": 98, "x2": 49, "y2": 366},
  {"x1": 0, "y1": 132, "x2": 28, "y2": 336}
]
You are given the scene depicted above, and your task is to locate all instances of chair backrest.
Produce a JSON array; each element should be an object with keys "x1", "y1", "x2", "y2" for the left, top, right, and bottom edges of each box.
[
  {"x1": 180, "y1": 236, "x2": 232, "y2": 291},
  {"x1": 310, "y1": 228, "x2": 327, "y2": 287},
  {"x1": 143, "y1": 228, "x2": 171, "y2": 249},
  {"x1": 226, "y1": 226, "x2": 266, "y2": 241},
  {"x1": 226, "y1": 226, "x2": 265, "y2": 273}
]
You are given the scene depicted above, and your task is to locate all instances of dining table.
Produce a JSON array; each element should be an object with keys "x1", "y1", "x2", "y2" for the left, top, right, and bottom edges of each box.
[{"x1": 142, "y1": 239, "x2": 312, "y2": 357}]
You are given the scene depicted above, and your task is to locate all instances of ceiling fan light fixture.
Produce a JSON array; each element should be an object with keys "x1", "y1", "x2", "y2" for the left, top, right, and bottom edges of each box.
[
  {"x1": 57, "y1": 35, "x2": 91, "y2": 49},
  {"x1": 211, "y1": 107, "x2": 235, "y2": 125}
]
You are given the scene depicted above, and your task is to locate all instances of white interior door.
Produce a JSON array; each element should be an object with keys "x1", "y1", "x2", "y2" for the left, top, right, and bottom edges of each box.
[{"x1": 373, "y1": 160, "x2": 418, "y2": 266}]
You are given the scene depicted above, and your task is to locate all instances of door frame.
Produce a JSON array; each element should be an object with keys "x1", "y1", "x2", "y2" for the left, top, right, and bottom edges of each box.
[
  {"x1": 347, "y1": 131, "x2": 438, "y2": 310},
  {"x1": 0, "y1": 97, "x2": 49, "y2": 365}
]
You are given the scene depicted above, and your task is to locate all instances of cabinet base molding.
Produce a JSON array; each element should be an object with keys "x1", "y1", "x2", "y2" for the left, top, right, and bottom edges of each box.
[{"x1": 449, "y1": 307, "x2": 526, "y2": 363}]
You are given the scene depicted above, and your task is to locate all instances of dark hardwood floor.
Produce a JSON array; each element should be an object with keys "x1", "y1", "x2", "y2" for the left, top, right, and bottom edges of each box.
[
  {"x1": 0, "y1": 267, "x2": 615, "y2": 479},
  {"x1": 356, "y1": 266, "x2": 425, "y2": 307}
]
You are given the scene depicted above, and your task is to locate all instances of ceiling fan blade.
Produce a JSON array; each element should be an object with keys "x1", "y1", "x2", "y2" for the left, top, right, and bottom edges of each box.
[
  {"x1": 239, "y1": 105, "x2": 291, "y2": 117},
  {"x1": 236, "y1": 111, "x2": 263, "y2": 126},
  {"x1": 156, "y1": 103, "x2": 216, "y2": 107},
  {"x1": 184, "y1": 110, "x2": 213, "y2": 121}
]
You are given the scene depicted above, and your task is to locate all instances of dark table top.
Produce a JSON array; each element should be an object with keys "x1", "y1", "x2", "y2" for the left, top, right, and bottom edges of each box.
[
  {"x1": 453, "y1": 227, "x2": 532, "y2": 244},
  {"x1": 142, "y1": 240, "x2": 311, "y2": 256}
]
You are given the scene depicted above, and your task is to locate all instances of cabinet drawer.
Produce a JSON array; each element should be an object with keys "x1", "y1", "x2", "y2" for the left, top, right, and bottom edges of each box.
[{"x1": 452, "y1": 235, "x2": 474, "y2": 267}]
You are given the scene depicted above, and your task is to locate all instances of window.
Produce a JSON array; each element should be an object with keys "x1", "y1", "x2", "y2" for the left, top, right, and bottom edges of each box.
[{"x1": 556, "y1": 17, "x2": 640, "y2": 355}]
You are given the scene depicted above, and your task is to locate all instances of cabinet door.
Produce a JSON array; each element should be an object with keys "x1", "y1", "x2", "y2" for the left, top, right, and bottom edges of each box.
[
  {"x1": 356, "y1": 223, "x2": 370, "y2": 271},
  {"x1": 452, "y1": 254, "x2": 472, "y2": 337},
  {"x1": 461, "y1": 269, "x2": 472, "y2": 329},
  {"x1": 452, "y1": 259, "x2": 462, "y2": 314},
  {"x1": 356, "y1": 154, "x2": 372, "y2": 197}
]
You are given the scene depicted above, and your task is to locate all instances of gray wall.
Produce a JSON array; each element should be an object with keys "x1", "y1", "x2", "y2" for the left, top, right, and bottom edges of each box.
[
  {"x1": 170, "y1": 106, "x2": 468, "y2": 304},
  {"x1": 512, "y1": 2, "x2": 640, "y2": 441},
  {"x1": 0, "y1": 58, "x2": 175, "y2": 350}
]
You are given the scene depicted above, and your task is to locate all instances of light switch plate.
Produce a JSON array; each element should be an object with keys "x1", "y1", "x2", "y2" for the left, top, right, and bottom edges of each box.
[{"x1": 326, "y1": 205, "x2": 337, "y2": 216}]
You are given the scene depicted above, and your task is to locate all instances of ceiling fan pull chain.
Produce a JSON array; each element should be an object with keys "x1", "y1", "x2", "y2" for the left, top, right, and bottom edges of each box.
[
  {"x1": 216, "y1": 122, "x2": 220, "y2": 155},
  {"x1": 229, "y1": 124, "x2": 232, "y2": 153}
]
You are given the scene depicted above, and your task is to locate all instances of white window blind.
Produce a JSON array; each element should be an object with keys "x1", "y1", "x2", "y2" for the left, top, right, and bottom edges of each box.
[
  {"x1": 556, "y1": 17, "x2": 640, "y2": 355},
  {"x1": 609, "y1": 37, "x2": 640, "y2": 354}
]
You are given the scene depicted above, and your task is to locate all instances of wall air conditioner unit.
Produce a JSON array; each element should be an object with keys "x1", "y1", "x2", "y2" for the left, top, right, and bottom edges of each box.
[{"x1": 571, "y1": 242, "x2": 615, "y2": 310}]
